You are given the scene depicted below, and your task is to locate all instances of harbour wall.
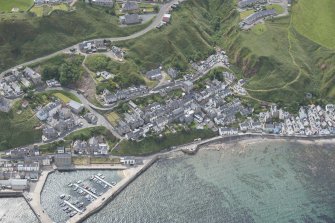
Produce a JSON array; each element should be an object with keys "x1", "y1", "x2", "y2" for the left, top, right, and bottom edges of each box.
[{"x1": 71, "y1": 156, "x2": 159, "y2": 223}]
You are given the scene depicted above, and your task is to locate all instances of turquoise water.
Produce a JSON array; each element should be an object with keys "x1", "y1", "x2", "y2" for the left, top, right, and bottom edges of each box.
[{"x1": 84, "y1": 141, "x2": 335, "y2": 223}]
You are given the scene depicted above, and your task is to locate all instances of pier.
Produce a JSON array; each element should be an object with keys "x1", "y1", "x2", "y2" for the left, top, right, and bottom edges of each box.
[
  {"x1": 28, "y1": 169, "x2": 55, "y2": 223},
  {"x1": 94, "y1": 175, "x2": 113, "y2": 188},
  {"x1": 67, "y1": 156, "x2": 158, "y2": 223},
  {"x1": 63, "y1": 200, "x2": 84, "y2": 214},
  {"x1": 73, "y1": 183, "x2": 98, "y2": 199}
]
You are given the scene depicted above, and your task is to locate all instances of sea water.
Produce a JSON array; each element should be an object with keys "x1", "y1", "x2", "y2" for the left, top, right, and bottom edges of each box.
[
  {"x1": 0, "y1": 197, "x2": 38, "y2": 223},
  {"x1": 41, "y1": 169, "x2": 122, "y2": 223},
  {"x1": 84, "y1": 141, "x2": 335, "y2": 223}
]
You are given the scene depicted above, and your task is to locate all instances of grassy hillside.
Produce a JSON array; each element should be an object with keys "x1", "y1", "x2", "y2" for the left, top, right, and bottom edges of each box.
[
  {"x1": 0, "y1": 101, "x2": 42, "y2": 150},
  {"x1": 116, "y1": 0, "x2": 235, "y2": 71},
  {"x1": 0, "y1": 0, "x2": 33, "y2": 12},
  {"x1": 292, "y1": 0, "x2": 335, "y2": 49},
  {"x1": 218, "y1": 1, "x2": 335, "y2": 111},
  {"x1": 0, "y1": 2, "x2": 152, "y2": 72}
]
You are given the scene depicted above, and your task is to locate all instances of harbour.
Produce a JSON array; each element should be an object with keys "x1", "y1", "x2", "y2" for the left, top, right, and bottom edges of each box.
[{"x1": 37, "y1": 157, "x2": 157, "y2": 223}]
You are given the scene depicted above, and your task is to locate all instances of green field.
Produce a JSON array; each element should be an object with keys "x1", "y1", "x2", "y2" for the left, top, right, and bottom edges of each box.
[
  {"x1": 240, "y1": 9, "x2": 254, "y2": 20},
  {"x1": 85, "y1": 55, "x2": 145, "y2": 92},
  {"x1": 30, "y1": 4, "x2": 69, "y2": 17},
  {"x1": 112, "y1": 129, "x2": 216, "y2": 156},
  {"x1": 292, "y1": 0, "x2": 335, "y2": 49},
  {"x1": 115, "y1": 0, "x2": 231, "y2": 71},
  {"x1": 0, "y1": 101, "x2": 42, "y2": 150},
  {"x1": 106, "y1": 112, "x2": 121, "y2": 126},
  {"x1": 0, "y1": 2, "x2": 155, "y2": 73},
  {"x1": 266, "y1": 4, "x2": 284, "y2": 14},
  {"x1": 0, "y1": 0, "x2": 33, "y2": 12},
  {"x1": 51, "y1": 91, "x2": 80, "y2": 103}
]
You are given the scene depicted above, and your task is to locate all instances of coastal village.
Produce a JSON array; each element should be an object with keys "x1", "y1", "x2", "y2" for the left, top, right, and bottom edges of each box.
[{"x1": 0, "y1": 0, "x2": 334, "y2": 222}]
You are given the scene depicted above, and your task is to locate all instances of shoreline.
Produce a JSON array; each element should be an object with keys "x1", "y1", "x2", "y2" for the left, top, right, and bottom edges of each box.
[
  {"x1": 2, "y1": 135, "x2": 335, "y2": 223},
  {"x1": 162, "y1": 134, "x2": 335, "y2": 157}
]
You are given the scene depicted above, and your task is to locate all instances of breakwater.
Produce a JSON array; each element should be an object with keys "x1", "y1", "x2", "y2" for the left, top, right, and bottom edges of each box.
[{"x1": 69, "y1": 156, "x2": 158, "y2": 223}]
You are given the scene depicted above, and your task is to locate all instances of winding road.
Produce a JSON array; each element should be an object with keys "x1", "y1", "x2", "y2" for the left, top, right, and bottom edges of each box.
[{"x1": 0, "y1": 0, "x2": 182, "y2": 77}]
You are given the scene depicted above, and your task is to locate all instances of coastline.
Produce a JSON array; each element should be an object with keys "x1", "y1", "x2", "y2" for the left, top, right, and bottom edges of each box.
[
  {"x1": 4, "y1": 135, "x2": 335, "y2": 223},
  {"x1": 163, "y1": 134, "x2": 335, "y2": 157}
]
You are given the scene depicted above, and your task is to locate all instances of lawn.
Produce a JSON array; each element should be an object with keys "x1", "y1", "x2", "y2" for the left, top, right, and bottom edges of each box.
[
  {"x1": 266, "y1": 4, "x2": 284, "y2": 14},
  {"x1": 240, "y1": 9, "x2": 254, "y2": 20},
  {"x1": 0, "y1": 101, "x2": 42, "y2": 150},
  {"x1": 251, "y1": 23, "x2": 267, "y2": 35},
  {"x1": 0, "y1": 0, "x2": 33, "y2": 12},
  {"x1": 65, "y1": 126, "x2": 119, "y2": 143},
  {"x1": 292, "y1": 0, "x2": 335, "y2": 49},
  {"x1": 112, "y1": 129, "x2": 217, "y2": 156},
  {"x1": 53, "y1": 92, "x2": 73, "y2": 103},
  {"x1": 106, "y1": 112, "x2": 120, "y2": 126}
]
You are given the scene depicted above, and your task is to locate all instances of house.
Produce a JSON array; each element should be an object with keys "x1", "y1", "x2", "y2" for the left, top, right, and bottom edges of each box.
[
  {"x1": 73, "y1": 140, "x2": 88, "y2": 154},
  {"x1": 242, "y1": 9, "x2": 276, "y2": 26},
  {"x1": 0, "y1": 97, "x2": 10, "y2": 112},
  {"x1": 95, "y1": 40, "x2": 108, "y2": 52},
  {"x1": 54, "y1": 153, "x2": 72, "y2": 169},
  {"x1": 122, "y1": 1, "x2": 139, "y2": 12},
  {"x1": 219, "y1": 127, "x2": 238, "y2": 136},
  {"x1": 120, "y1": 14, "x2": 142, "y2": 25},
  {"x1": 182, "y1": 81, "x2": 193, "y2": 93},
  {"x1": 0, "y1": 179, "x2": 28, "y2": 191},
  {"x1": 146, "y1": 68, "x2": 162, "y2": 80},
  {"x1": 84, "y1": 113, "x2": 98, "y2": 124},
  {"x1": 91, "y1": 0, "x2": 114, "y2": 7},
  {"x1": 238, "y1": 0, "x2": 267, "y2": 8},
  {"x1": 263, "y1": 123, "x2": 275, "y2": 133},
  {"x1": 167, "y1": 68, "x2": 178, "y2": 79},
  {"x1": 42, "y1": 127, "x2": 58, "y2": 140},
  {"x1": 23, "y1": 67, "x2": 42, "y2": 85},
  {"x1": 67, "y1": 100, "x2": 84, "y2": 114},
  {"x1": 97, "y1": 143, "x2": 109, "y2": 155},
  {"x1": 97, "y1": 71, "x2": 113, "y2": 80}
]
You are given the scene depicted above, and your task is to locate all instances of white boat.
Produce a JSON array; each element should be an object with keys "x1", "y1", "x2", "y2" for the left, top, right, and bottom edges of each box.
[{"x1": 60, "y1": 194, "x2": 65, "y2": 199}]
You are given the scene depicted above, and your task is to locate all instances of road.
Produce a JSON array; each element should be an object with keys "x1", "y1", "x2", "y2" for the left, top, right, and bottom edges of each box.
[
  {"x1": 0, "y1": 0, "x2": 183, "y2": 77},
  {"x1": 45, "y1": 87, "x2": 123, "y2": 139}
]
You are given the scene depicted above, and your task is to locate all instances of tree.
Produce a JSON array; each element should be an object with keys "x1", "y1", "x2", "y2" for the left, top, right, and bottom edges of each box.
[
  {"x1": 42, "y1": 65, "x2": 59, "y2": 81},
  {"x1": 59, "y1": 62, "x2": 81, "y2": 85}
]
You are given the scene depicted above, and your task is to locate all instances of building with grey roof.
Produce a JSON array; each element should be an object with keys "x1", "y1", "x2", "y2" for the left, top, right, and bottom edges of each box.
[
  {"x1": 122, "y1": 1, "x2": 139, "y2": 12},
  {"x1": 91, "y1": 0, "x2": 114, "y2": 7},
  {"x1": 242, "y1": 9, "x2": 276, "y2": 25},
  {"x1": 120, "y1": 14, "x2": 142, "y2": 25}
]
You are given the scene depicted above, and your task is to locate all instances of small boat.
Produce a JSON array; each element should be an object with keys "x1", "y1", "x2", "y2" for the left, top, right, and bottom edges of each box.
[
  {"x1": 60, "y1": 194, "x2": 65, "y2": 199},
  {"x1": 90, "y1": 176, "x2": 94, "y2": 180},
  {"x1": 97, "y1": 173, "x2": 102, "y2": 177},
  {"x1": 111, "y1": 182, "x2": 116, "y2": 186},
  {"x1": 77, "y1": 180, "x2": 82, "y2": 184},
  {"x1": 104, "y1": 184, "x2": 107, "y2": 189},
  {"x1": 66, "y1": 210, "x2": 71, "y2": 214},
  {"x1": 63, "y1": 207, "x2": 68, "y2": 211},
  {"x1": 68, "y1": 183, "x2": 73, "y2": 187},
  {"x1": 100, "y1": 175, "x2": 105, "y2": 179},
  {"x1": 66, "y1": 195, "x2": 71, "y2": 201}
]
